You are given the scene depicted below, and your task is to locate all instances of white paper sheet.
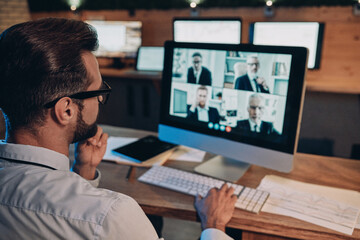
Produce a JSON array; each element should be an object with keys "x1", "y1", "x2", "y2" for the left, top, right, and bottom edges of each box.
[
  {"x1": 103, "y1": 136, "x2": 138, "y2": 164},
  {"x1": 169, "y1": 145, "x2": 206, "y2": 162},
  {"x1": 258, "y1": 175, "x2": 360, "y2": 235}
]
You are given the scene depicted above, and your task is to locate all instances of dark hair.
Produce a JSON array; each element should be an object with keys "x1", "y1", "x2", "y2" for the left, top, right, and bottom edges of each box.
[
  {"x1": 192, "y1": 52, "x2": 202, "y2": 58},
  {"x1": 0, "y1": 18, "x2": 98, "y2": 132}
]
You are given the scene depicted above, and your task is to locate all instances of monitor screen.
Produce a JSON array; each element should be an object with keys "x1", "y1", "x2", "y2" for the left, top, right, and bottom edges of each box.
[
  {"x1": 159, "y1": 41, "x2": 307, "y2": 181},
  {"x1": 173, "y1": 17, "x2": 242, "y2": 44},
  {"x1": 86, "y1": 20, "x2": 142, "y2": 58},
  {"x1": 249, "y1": 22, "x2": 324, "y2": 69},
  {"x1": 136, "y1": 46, "x2": 164, "y2": 71}
]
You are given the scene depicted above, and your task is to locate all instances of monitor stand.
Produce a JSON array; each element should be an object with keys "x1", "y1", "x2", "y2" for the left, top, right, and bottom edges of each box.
[{"x1": 194, "y1": 155, "x2": 250, "y2": 183}]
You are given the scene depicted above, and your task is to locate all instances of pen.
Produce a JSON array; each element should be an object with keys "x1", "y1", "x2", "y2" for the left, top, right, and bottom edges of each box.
[{"x1": 125, "y1": 166, "x2": 134, "y2": 181}]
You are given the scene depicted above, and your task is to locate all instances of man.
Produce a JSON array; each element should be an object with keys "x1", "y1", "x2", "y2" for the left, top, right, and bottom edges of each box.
[
  {"x1": 187, "y1": 52, "x2": 212, "y2": 86},
  {"x1": 235, "y1": 94, "x2": 279, "y2": 135},
  {"x1": 0, "y1": 18, "x2": 236, "y2": 239},
  {"x1": 234, "y1": 55, "x2": 270, "y2": 93},
  {"x1": 187, "y1": 86, "x2": 220, "y2": 124}
]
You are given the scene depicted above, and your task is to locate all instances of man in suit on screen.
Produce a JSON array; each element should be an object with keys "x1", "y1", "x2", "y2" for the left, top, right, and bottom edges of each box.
[
  {"x1": 234, "y1": 55, "x2": 270, "y2": 93},
  {"x1": 235, "y1": 94, "x2": 279, "y2": 135},
  {"x1": 187, "y1": 86, "x2": 220, "y2": 124},
  {"x1": 187, "y1": 52, "x2": 212, "y2": 86}
]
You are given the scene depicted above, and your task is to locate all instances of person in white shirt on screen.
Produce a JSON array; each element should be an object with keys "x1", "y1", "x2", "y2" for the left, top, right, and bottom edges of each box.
[
  {"x1": 187, "y1": 52, "x2": 212, "y2": 86},
  {"x1": 187, "y1": 85, "x2": 220, "y2": 124},
  {"x1": 0, "y1": 18, "x2": 236, "y2": 240},
  {"x1": 234, "y1": 55, "x2": 270, "y2": 93},
  {"x1": 235, "y1": 94, "x2": 278, "y2": 135}
]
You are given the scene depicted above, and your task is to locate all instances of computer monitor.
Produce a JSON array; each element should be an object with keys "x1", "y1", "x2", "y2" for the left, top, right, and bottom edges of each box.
[
  {"x1": 136, "y1": 46, "x2": 164, "y2": 71},
  {"x1": 173, "y1": 17, "x2": 242, "y2": 44},
  {"x1": 159, "y1": 41, "x2": 307, "y2": 182},
  {"x1": 86, "y1": 20, "x2": 142, "y2": 58},
  {"x1": 249, "y1": 22, "x2": 324, "y2": 69}
]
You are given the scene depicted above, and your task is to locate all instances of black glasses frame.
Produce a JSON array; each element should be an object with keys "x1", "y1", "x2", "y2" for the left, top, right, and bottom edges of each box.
[{"x1": 44, "y1": 81, "x2": 112, "y2": 108}]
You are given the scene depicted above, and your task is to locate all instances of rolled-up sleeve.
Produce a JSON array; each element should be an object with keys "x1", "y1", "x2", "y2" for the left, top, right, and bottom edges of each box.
[{"x1": 200, "y1": 228, "x2": 234, "y2": 240}]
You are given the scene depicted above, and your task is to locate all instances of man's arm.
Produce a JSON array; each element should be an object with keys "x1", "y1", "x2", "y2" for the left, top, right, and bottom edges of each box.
[
  {"x1": 187, "y1": 68, "x2": 194, "y2": 84},
  {"x1": 195, "y1": 184, "x2": 237, "y2": 239},
  {"x1": 205, "y1": 68, "x2": 212, "y2": 86},
  {"x1": 72, "y1": 126, "x2": 108, "y2": 181}
]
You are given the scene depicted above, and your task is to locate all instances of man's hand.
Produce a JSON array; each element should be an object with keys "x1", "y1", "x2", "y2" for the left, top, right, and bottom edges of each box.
[
  {"x1": 190, "y1": 98, "x2": 199, "y2": 111},
  {"x1": 72, "y1": 126, "x2": 108, "y2": 180},
  {"x1": 256, "y1": 77, "x2": 269, "y2": 90},
  {"x1": 194, "y1": 184, "x2": 237, "y2": 232}
]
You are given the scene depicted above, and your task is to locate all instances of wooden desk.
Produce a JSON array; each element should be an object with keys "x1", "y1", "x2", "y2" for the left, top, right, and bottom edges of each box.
[{"x1": 98, "y1": 125, "x2": 360, "y2": 240}]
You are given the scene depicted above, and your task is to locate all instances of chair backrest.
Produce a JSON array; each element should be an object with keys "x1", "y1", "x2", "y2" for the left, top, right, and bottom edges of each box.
[
  {"x1": 233, "y1": 61, "x2": 247, "y2": 80},
  {"x1": 0, "y1": 112, "x2": 5, "y2": 139}
]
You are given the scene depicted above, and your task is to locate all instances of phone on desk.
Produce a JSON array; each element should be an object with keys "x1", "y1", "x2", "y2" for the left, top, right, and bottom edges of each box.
[{"x1": 111, "y1": 135, "x2": 178, "y2": 163}]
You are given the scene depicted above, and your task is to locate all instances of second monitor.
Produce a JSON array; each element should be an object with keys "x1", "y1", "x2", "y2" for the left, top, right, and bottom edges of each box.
[
  {"x1": 173, "y1": 17, "x2": 242, "y2": 44},
  {"x1": 86, "y1": 20, "x2": 142, "y2": 58}
]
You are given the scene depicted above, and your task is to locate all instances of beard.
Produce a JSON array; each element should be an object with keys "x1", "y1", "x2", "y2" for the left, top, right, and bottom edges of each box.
[
  {"x1": 247, "y1": 71, "x2": 257, "y2": 81},
  {"x1": 72, "y1": 109, "x2": 98, "y2": 144}
]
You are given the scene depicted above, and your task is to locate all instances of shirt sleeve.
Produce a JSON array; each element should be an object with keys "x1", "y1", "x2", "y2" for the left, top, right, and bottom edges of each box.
[
  {"x1": 87, "y1": 168, "x2": 101, "y2": 188},
  {"x1": 98, "y1": 194, "x2": 162, "y2": 240},
  {"x1": 200, "y1": 228, "x2": 234, "y2": 240}
]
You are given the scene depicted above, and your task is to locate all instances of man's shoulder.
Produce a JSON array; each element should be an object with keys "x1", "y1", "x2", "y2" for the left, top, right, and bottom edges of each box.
[
  {"x1": 0, "y1": 164, "x2": 144, "y2": 239},
  {"x1": 202, "y1": 66, "x2": 211, "y2": 73},
  {"x1": 262, "y1": 121, "x2": 273, "y2": 128},
  {"x1": 237, "y1": 119, "x2": 249, "y2": 125},
  {"x1": 236, "y1": 74, "x2": 249, "y2": 81},
  {"x1": 0, "y1": 166, "x2": 129, "y2": 224}
]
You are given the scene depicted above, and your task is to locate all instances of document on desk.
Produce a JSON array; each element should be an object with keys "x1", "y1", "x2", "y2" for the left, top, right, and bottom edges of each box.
[{"x1": 258, "y1": 175, "x2": 360, "y2": 235}]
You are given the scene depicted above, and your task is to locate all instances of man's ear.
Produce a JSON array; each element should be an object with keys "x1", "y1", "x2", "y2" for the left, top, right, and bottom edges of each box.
[{"x1": 53, "y1": 97, "x2": 77, "y2": 126}]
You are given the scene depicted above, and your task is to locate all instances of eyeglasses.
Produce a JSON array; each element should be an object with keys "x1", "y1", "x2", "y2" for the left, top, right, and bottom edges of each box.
[
  {"x1": 44, "y1": 81, "x2": 112, "y2": 108},
  {"x1": 249, "y1": 105, "x2": 264, "y2": 111},
  {"x1": 193, "y1": 60, "x2": 201, "y2": 64},
  {"x1": 247, "y1": 63, "x2": 259, "y2": 67}
]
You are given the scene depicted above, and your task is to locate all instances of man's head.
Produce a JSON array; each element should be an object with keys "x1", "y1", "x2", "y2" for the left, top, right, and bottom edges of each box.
[
  {"x1": 196, "y1": 86, "x2": 208, "y2": 109},
  {"x1": 247, "y1": 94, "x2": 265, "y2": 124},
  {"x1": 192, "y1": 52, "x2": 202, "y2": 72},
  {"x1": 246, "y1": 55, "x2": 260, "y2": 79},
  {"x1": 0, "y1": 18, "x2": 101, "y2": 142}
]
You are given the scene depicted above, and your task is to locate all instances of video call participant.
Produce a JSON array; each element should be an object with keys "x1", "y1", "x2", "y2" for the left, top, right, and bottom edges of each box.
[
  {"x1": 0, "y1": 18, "x2": 236, "y2": 240},
  {"x1": 187, "y1": 52, "x2": 212, "y2": 86},
  {"x1": 234, "y1": 55, "x2": 270, "y2": 93},
  {"x1": 235, "y1": 94, "x2": 279, "y2": 135},
  {"x1": 187, "y1": 86, "x2": 220, "y2": 124}
]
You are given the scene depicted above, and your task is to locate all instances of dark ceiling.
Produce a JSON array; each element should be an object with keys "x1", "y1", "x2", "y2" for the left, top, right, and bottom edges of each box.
[{"x1": 27, "y1": 0, "x2": 355, "y2": 12}]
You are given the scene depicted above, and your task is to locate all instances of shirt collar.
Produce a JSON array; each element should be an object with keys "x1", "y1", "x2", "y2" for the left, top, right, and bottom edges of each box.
[
  {"x1": 197, "y1": 105, "x2": 209, "y2": 111},
  {"x1": 0, "y1": 141, "x2": 70, "y2": 170},
  {"x1": 248, "y1": 119, "x2": 262, "y2": 132}
]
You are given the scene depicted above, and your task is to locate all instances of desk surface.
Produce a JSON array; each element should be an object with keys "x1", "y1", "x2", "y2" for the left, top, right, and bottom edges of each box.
[{"x1": 98, "y1": 125, "x2": 360, "y2": 240}]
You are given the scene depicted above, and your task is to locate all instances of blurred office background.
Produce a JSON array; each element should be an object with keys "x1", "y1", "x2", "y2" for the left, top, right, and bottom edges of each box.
[{"x1": 0, "y1": 0, "x2": 360, "y2": 160}]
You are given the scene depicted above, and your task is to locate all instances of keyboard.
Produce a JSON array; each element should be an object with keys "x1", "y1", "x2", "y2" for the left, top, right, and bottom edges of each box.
[{"x1": 138, "y1": 166, "x2": 269, "y2": 214}]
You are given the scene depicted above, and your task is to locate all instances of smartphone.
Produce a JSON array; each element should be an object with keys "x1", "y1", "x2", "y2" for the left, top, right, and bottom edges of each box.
[{"x1": 111, "y1": 135, "x2": 177, "y2": 163}]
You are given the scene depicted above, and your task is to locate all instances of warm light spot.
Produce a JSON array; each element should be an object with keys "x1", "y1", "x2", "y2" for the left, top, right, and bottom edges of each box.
[
  {"x1": 190, "y1": 2, "x2": 197, "y2": 8},
  {"x1": 70, "y1": 5, "x2": 77, "y2": 11},
  {"x1": 266, "y1": 0, "x2": 273, "y2": 7}
]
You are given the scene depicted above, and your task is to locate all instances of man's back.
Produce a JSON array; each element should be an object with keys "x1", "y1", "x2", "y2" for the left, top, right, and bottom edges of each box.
[{"x1": 0, "y1": 143, "x2": 159, "y2": 240}]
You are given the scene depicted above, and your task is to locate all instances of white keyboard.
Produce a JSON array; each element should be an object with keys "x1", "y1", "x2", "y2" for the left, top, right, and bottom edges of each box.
[{"x1": 138, "y1": 166, "x2": 269, "y2": 214}]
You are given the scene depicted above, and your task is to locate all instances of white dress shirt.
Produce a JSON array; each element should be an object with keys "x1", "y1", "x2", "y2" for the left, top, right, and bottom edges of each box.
[
  {"x1": 0, "y1": 142, "x2": 233, "y2": 240},
  {"x1": 249, "y1": 119, "x2": 262, "y2": 132},
  {"x1": 193, "y1": 67, "x2": 203, "y2": 84}
]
